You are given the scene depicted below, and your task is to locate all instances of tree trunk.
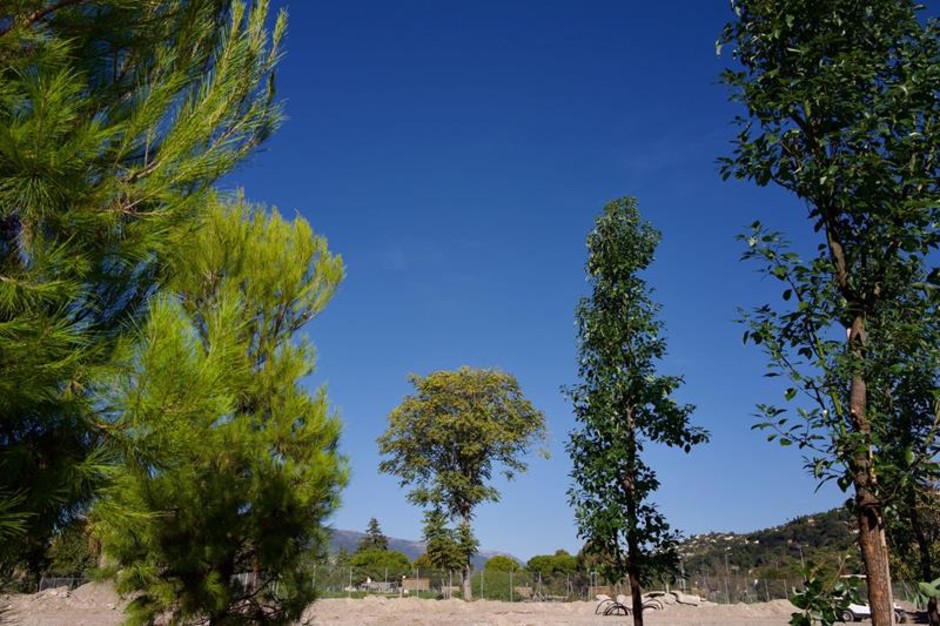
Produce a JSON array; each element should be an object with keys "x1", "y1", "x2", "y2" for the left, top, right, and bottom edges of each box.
[
  {"x1": 907, "y1": 488, "x2": 933, "y2": 583},
  {"x1": 855, "y1": 487, "x2": 894, "y2": 626},
  {"x1": 622, "y1": 407, "x2": 643, "y2": 626},
  {"x1": 848, "y1": 348, "x2": 894, "y2": 626},
  {"x1": 907, "y1": 489, "x2": 936, "y2": 626},
  {"x1": 628, "y1": 563, "x2": 644, "y2": 626},
  {"x1": 463, "y1": 563, "x2": 472, "y2": 601},
  {"x1": 928, "y1": 598, "x2": 940, "y2": 626},
  {"x1": 460, "y1": 511, "x2": 473, "y2": 601}
]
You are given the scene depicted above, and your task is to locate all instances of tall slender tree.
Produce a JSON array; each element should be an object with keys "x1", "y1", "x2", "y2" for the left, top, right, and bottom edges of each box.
[
  {"x1": 0, "y1": 0, "x2": 284, "y2": 581},
  {"x1": 93, "y1": 197, "x2": 345, "y2": 625},
  {"x1": 566, "y1": 197, "x2": 708, "y2": 626},
  {"x1": 719, "y1": 1, "x2": 940, "y2": 623}
]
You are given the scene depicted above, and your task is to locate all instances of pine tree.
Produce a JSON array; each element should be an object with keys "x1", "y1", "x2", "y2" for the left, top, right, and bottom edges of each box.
[
  {"x1": 93, "y1": 198, "x2": 346, "y2": 625},
  {"x1": 0, "y1": 0, "x2": 284, "y2": 581},
  {"x1": 358, "y1": 518, "x2": 389, "y2": 552},
  {"x1": 420, "y1": 508, "x2": 464, "y2": 574}
]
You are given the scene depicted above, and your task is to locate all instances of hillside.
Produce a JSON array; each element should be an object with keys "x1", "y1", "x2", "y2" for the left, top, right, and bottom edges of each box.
[
  {"x1": 327, "y1": 529, "x2": 514, "y2": 570},
  {"x1": 678, "y1": 507, "x2": 859, "y2": 579},
  {"x1": 327, "y1": 507, "x2": 860, "y2": 576}
]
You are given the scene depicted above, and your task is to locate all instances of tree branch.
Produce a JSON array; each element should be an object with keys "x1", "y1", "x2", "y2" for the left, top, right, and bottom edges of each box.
[{"x1": 0, "y1": 0, "x2": 88, "y2": 38}]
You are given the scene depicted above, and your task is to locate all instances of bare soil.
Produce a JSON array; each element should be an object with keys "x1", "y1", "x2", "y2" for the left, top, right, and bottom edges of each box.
[{"x1": 1, "y1": 584, "x2": 807, "y2": 625}]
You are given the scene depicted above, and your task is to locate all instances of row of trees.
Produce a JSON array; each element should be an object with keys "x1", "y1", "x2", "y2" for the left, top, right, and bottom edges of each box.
[
  {"x1": 2, "y1": 2, "x2": 346, "y2": 624},
  {"x1": 372, "y1": 4, "x2": 939, "y2": 626},
  {"x1": 2, "y1": 2, "x2": 937, "y2": 626}
]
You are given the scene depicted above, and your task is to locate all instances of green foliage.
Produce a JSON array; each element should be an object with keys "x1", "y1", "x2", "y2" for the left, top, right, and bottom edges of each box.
[
  {"x1": 527, "y1": 550, "x2": 577, "y2": 575},
  {"x1": 46, "y1": 518, "x2": 98, "y2": 578},
  {"x1": 93, "y1": 199, "x2": 346, "y2": 625},
  {"x1": 719, "y1": 1, "x2": 940, "y2": 622},
  {"x1": 788, "y1": 562, "x2": 860, "y2": 626},
  {"x1": 566, "y1": 197, "x2": 709, "y2": 592},
  {"x1": 679, "y1": 508, "x2": 858, "y2": 581},
  {"x1": 349, "y1": 549, "x2": 410, "y2": 584},
  {"x1": 412, "y1": 552, "x2": 434, "y2": 572},
  {"x1": 420, "y1": 508, "x2": 465, "y2": 573},
  {"x1": 469, "y1": 569, "x2": 514, "y2": 601},
  {"x1": 916, "y1": 577, "x2": 940, "y2": 606},
  {"x1": 378, "y1": 366, "x2": 547, "y2": 599},
  {"x1": 886, "y1": 489, "x2": 940, "y2": 583},
  {"x1": 484, "y1": 555, "x2": 519, "y2": 572},
  {"x1": 358, "y1": 518, "x2": 389, "y2": 553},
  {"x1": 0, "y1": 0, "x2": 285, "y2": 581}
]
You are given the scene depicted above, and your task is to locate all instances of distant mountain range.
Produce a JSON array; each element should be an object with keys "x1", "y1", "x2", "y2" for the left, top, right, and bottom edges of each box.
[{"x1": 327, "y1": 529, "x2": 519, "y2": 569}]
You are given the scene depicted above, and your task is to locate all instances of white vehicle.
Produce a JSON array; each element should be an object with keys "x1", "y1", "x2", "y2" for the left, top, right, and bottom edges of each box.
[{"x1": 840, "y1": 601, "x2": 906, "y2": 623}]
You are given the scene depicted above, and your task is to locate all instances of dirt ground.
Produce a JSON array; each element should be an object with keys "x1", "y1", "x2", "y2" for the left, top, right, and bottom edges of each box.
[
  {"x1": 0, "y1": 583, "x2": 810, "y2": 625},
  {"x1": 300, "y1": 595, "x2": 802, "y2": 625}
]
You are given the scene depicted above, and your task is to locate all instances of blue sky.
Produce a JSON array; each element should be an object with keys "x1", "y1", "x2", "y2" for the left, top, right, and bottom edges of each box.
[{"x1": 220, "y1": 1, "x2": 900, "y2": 560}]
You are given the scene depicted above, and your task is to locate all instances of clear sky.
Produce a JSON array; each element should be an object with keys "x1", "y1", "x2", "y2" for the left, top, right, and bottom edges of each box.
[{"x1": 222, "y1": 1, "x2": 929, "y2": 560}]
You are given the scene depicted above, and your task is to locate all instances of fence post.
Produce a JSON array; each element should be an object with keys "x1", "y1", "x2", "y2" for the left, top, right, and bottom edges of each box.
[
  {"x1": 348, "y1": 567, "x2": 352, "y2": 598},
  {"x1": 509, "y1": 569, "x2": 513, "y2": 603},
  {"x1": 480, "y1": 568, "x2": 484, "y2": 599}
]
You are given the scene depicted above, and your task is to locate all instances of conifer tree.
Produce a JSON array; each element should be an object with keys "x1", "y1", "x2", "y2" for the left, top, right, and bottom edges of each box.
[
  {"x1": 358, "y1": 518, "x2": 389, "y2": 552},
  {"x1": 93, "y1": 198, "x2": 345, "y2": 625},
  {"x1": 0, "y1": 0, "x2": 284, "y2": 580}
]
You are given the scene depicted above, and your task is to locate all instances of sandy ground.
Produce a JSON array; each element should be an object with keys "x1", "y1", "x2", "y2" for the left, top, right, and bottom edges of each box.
[
  {"x1": 0, "y1": 583, "x2": 808, "y2": 625},
  {"x1": 300, "y1": 595, "x2": 801, "y2": 625}
]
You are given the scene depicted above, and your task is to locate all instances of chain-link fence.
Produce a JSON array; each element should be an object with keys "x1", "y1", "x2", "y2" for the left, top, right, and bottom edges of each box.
[
  {"x1": 37, "y1": 576, "x2": 90, "y2": 591},
  {"x1": 310, "y1": 565, "x2": 921, "y2": 605}
]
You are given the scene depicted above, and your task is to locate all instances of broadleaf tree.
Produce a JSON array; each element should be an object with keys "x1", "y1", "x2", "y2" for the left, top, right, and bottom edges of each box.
[
  {"x1": 566, "y1": 197, "x2": 709, "y2": 626},
  {"x1": 719, "y1": 1, "x2": 940, "y2": 623},
  {"x1": 0, "y1": 0, "x2": 284, "y2": 582},
  {"x1": 377, "y1": 367, "x2": 547, "y2": 600},
  {"x1": 93, "y1": 198, "x2": 346, "y2": 625}
]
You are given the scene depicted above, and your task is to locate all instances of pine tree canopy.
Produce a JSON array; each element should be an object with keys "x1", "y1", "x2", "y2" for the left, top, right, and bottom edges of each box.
[
  {"x1": 93, "y1": 197, "x2": 346, "y2": 625},
  {"x1": 0, "y1": 0, "x2": 284, "y2": 578}
]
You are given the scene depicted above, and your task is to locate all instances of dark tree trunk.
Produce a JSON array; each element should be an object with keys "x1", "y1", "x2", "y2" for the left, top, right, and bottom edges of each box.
[
  {"x1": 928, "y1": 598, "x2": 940, "y2": 626},
  {"x1": 622, "y1": 408, "x2": 643, "y2": 626},
  {"x1": 627, "y1": 562, "x2": 644, "y2": 626}
]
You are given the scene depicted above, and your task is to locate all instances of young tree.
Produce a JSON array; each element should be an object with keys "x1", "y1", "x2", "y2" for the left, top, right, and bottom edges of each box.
[
  {"x1": 93, "y1": 198, "x2": 346, "y2": 625},
  {"x1": 358, "y1": 517, "x2": 389, "y2": 552},
  {"x1": 719, "y1": 2, "x2": 940, "y2": 623},
  {"x1": 349, "y1": 549, "x2": 410, "y2": 585},
  {"x1": 0, "y1": 0, "x2": 284, "y2": 581},
  {"x1": 566, "y1": 197, "x2": 709, "y2": 626},
  {"x1": 378, "y1": 367, "x2": 547, "y2": 600},
  {"x1": 484, "y1": 555, "x2": 518, "y2": 572},
  {"x1": 419, "y1": 508, "x2": 465, "y2": 574},
  {"x1": 526, "y1": 550, "x2": 578, "y2": 576}
]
